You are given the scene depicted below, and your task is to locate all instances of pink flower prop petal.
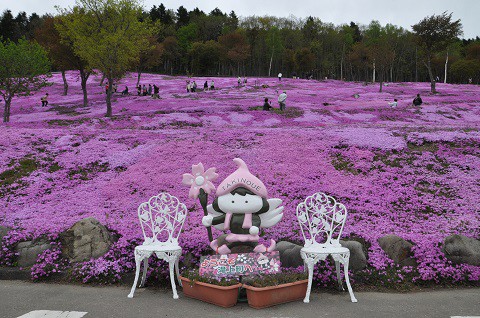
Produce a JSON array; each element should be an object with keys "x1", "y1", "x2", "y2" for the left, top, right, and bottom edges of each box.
[
  {"x1": 188, "y1": 186, "x2": 200, "y2": 199},
  {"x1": 204, "y1": 181, "x2": 216, "y2": 194},
  {"x1": 191, "y1": 163, "x2": 205, "y2": 176},
  {"x1": 182, "y1": 173, "x2": 194, "y2": 185},
  {"x1": 204, "y1": 167, "x2": 219, "y2": 181}
]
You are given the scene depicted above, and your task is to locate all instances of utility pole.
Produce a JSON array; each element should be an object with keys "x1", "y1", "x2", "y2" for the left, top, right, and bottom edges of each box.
[{"x1": 444, "y1": 50, "x2": 449, "y2": 84}]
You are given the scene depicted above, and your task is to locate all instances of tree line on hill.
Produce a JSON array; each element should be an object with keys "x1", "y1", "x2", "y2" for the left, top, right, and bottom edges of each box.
[{"x1": 0, "y1": 0, "x2": 478, "y2": 122}]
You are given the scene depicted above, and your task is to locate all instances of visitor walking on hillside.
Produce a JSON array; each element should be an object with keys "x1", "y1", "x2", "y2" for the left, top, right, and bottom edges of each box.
[
  {"x1": 41, "y1": 93, "x2": 49, "y2": 107},
  {"x1": 152, "y1": 84, "x2": 159, "y2": 99},
  {"x1": 148, "y1": 84, "x2": 152, "y2": 95},
  {"x1": 192, "y1": 81, "x2": 197, "y2": 92},
  {"x1": 388, "y1": 99, "x2": 398, "y2": 108},
  {"x1": 186, "y1": 81, "x2": 191, "y2": 93},
  {"x1": 263, "y1": 97, "x2": 272, "y2": 111},
  {"x1": 238, "y1": 76, "x2": 241, "y2": 86},
  {"x1": 121, "y1": 86, "x2": 129, "y2": 95},
  {"x1": 105, "y1": 83, "x2": 109, "y2": 94},
  {"x1": 278, "y1": 73, "x2": 282, "y2": 81},
  {"x1": 210, "y1": 80, "x2": 215, "y2": 90},
  {"x1": 278, "y1": 91, "x2": 287, "y2": 111},
  {"x1": 204, "y1": 81, "x2": 208, "y2": 91},
  {"x1": 412, "y1": 94, "x2": 422, "y2": 107},
  {"x1": 142, "y1": 84, "x2": 147, "y2": 96},
  {"x1": 137, "y1": 85, "x2": 141, "y2": 96},
  {"x1": 113, "y1": 83, "x2": 117, "y2": 93}
]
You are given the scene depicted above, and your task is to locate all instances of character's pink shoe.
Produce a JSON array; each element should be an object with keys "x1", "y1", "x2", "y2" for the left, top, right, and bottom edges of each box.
[
  {"x1": 210, "y1": 239, "x2": 231, "y2": 254},
  {"x1": 254, "y1": 239, "x2": 276, "y2": 253}
]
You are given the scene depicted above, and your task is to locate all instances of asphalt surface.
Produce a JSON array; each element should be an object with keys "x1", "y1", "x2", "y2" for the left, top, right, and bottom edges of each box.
[{"x1": 1, "y1": 280, "x2": 479, "y2": 318}]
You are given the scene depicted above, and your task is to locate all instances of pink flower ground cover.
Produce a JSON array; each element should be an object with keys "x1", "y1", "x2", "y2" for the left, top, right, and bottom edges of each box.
[{"x1": 1, "y1": 71, "x2": 479, "y2": 285}]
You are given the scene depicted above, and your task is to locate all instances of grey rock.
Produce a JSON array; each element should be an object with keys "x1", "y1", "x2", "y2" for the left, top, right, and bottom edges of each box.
[
  {"x1": 276, "y1": 240, "x2": 368, "y2": 271},
  {"x1": 15, "y1": 238, "x2": 51, "y2": 267},
  {"x1": 443, "y1": 234, "x2": 480, "y2": 266},
  {"x1": 340, "y1": 240, "x2": 367, "y2": 271},
  {"x1": 0, "y1": 225, "x2": 11, "y2": 241},
  {"x1": 378, "y1": 235, "x2": 417, "y2": 267},
  {"x1": 60, "y1": 217, "x2": 115, "y2": 263},
  {"x1": 276, "y1": 241, "x2": 304, "y2": 268}
]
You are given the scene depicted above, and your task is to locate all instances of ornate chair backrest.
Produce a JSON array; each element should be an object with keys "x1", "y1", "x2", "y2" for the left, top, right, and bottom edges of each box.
[
  {"x1": 296, "y1": 192, "x2": 347, "y2": 247},
  {"x1": 137, "y1": 192, "x2": 187, "y2": 246}
]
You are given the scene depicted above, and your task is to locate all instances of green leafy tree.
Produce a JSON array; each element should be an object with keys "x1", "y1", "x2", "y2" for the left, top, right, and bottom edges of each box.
[
  {"x1": 365, "y1": 21, "x2": 396, "y2": 92},
  {"x1": 136, "y1": 34, "x2": 163, "y2": 86},
  {"x1": 450, "y1": 59, "x2": 480, "y2": 83},
  {"x1": 218, "y1": 32, "x2": 250, "y2": 75},
  {"x1": 412, "y1": 12, "x2": 462, "y2": 93},
  {"x1": 58, "y1": 0, "x2": 151, "y2": 117},
  {"x1": 0, "y1": 39, "x2": 50, "y2": 122},
  {"x1": 189, "y1": 40, "x2": 222, "y2": 74},
  {"x1": 176, "y1": 6, "x2": 189, "y2": 28},
  {"x1": 52, "y1": 14, "x2": 93, "y2": 106},
  {"x1": 0, "y1": 10, "x2": 17, "y2": 41},
  {"x1": 295, "y1": 47, "x2": 315, "y2": 75}
]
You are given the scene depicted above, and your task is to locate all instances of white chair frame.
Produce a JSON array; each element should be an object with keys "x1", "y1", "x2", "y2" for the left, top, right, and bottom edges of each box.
[
  {"x1": 128, "y1": 192, "x2": 187, "y2": 299},
  {"x1": 296, "y1": 192, "x2": 357, "y2": 303}
]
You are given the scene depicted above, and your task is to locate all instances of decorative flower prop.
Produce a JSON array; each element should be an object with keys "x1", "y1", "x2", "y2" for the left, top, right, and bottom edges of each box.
[{"x1": 182, "y1": 163, "x2": 218, "y2": 199}]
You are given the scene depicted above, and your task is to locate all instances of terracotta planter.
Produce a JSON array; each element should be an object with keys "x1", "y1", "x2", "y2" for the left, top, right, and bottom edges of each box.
[
  {"x1": 180, "y1": 276, "x2": 242, "y2": 308},
  {"x1": 243, "y1": 279, "x2": 308, "y2": 309}
]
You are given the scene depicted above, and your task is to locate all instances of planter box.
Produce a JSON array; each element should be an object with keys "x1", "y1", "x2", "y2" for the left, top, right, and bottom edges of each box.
[
  {"x1": 180, "y1": 276, "x2": 242, "y2": 308},
  {"x1": 243, "y1": 279, "x2": 308, "y2": 309}
]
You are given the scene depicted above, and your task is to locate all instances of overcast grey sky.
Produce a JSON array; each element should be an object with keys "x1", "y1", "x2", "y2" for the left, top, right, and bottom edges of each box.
[{"x1": 2, "y1": 0, "x2": 479, "y2": 39}]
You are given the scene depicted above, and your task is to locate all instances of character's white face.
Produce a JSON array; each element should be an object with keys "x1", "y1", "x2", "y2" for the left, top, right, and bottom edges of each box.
[{"x1": 217, "y1": 193, "x2": 263, "y2": 214}]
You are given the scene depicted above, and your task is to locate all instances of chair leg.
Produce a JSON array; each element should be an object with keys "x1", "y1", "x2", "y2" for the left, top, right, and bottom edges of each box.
[
  {"x1": 304, "y1": 261, "x2": 314, "y2": 303},
  {"x1": 335, "y1": 260, "x2": 344, "y2": 291},
  {"x1": 169, "y1": 260, "x2": 179, "y2": 299},
  {"x1": 175, "y1": 257, "x2": 182, "y2": 287},
  {"x1": 139, "y1": 258, "x2": 149, "y2": 288},
  {"x1": 343, "y1": 254, "x2": 357, "y2": 303},
  {"x1": 128, "y1": 252, "x2": 143, "y2": 298}
]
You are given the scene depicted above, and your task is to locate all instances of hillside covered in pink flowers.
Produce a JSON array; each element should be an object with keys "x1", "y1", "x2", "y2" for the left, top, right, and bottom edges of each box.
[{"x1": 1, "y1": 71, "x2": 479, "y2": 285}]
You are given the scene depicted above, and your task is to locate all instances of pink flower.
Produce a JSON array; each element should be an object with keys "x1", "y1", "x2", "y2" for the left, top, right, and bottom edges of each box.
[{"x1": 182, "y1": 163, "x2": 218, "y2": 199}]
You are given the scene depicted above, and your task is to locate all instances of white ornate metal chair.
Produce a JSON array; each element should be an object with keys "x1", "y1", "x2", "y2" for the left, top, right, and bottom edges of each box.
[
  {"x1": 128, "y1": 192, "x2": 187, "y2": 299},
  {"x1": 296, "y1": 192, "x2": 357, "y2": 303}
]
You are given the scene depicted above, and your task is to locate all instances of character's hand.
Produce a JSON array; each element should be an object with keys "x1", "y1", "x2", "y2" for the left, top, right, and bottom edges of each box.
[
  {"x1": 249, "y1": 226, "x2": 259, "y2": 235},
  {"x1": 202, "y1": 215, "x2": 213, "y2": 226}
]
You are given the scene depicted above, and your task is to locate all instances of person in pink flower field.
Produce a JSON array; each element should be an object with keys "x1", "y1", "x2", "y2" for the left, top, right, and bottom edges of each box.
[
  {"x1": 40, "y1": 93, "x2": 49, "y2": 107},
  {"x1": 388, "y1": 98, "x2": 398, "y2": 108}
]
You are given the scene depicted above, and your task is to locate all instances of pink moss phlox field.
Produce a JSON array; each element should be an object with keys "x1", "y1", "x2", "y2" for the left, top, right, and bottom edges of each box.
[{"x1": 1, "y1": 71, "x2": 479, "y2": 285}]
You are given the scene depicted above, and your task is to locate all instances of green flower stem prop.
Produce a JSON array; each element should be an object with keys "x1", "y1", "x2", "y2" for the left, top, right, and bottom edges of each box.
[{"x1": 198, "y1": 188, "x2": 213, "y2": 242}]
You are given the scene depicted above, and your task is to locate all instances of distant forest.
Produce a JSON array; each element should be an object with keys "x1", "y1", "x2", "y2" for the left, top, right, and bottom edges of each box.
[{"x1": 1, "y1": 3, "x2": 479, "y2": 83}]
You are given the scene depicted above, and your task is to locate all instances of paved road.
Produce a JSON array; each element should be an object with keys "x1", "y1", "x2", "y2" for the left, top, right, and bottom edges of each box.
[{"x1": 1, "y1": 280, "x2": 479, "y2": 318}]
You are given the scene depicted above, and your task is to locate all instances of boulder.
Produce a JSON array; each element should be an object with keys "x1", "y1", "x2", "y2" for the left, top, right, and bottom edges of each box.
[
  {"x1": 15, "y1": 238, "x2": 51, "y2": 267},
  {"x1": 60, "y1": 217, "x2": 115, "y2": 263},
  {"x1": 443, "y1": 234, "x2": 480, "y2": 266},
  {"x1": 378, "y1": 235, "x2": 417, "y2": 267},
  {"x1": 340, "y1": 240, "x2": 367, "y2": 271},
  {"x1": 276, "y1": 240, "x2": 368, "y2": 271},
  {"x1": 276, "y1": 241, "x2": 304, "y2": 268},
  {"x1": 0, "y1": 225, "x2": 11, "y2": 241}
]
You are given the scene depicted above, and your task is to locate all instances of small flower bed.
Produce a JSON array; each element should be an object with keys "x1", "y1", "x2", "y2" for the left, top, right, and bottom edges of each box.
[{"x1": 181, "y1": 269, "x2": 240, "y2": 287}]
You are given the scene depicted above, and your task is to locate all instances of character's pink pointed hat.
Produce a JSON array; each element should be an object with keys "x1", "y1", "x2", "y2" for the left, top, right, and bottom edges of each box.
[{"x1": 216, "y1": 158, "x2": 267, "y2": 198}]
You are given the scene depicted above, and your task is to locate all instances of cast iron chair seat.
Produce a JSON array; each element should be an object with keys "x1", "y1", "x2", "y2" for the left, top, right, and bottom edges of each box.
[
  {"x1": 296, "y1": 192, "x2": 357, "y2": 303},
  {"x1": 128, "y1": 192, "x2": 187, "y2": 299}
]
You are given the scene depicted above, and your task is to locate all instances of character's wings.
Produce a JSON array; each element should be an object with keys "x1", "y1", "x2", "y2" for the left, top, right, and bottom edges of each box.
[
  {"x1": 206, "y1": 204, "x2": 224, "y2": 230},
  {"x1": 259, "y1": 198, "x2": 284, "y2": 228}
]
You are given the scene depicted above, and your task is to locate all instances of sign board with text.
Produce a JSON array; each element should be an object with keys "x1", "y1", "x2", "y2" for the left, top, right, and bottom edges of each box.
[{"x1": 199, "y1": 251, "x2": 281, "y2": 278}]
